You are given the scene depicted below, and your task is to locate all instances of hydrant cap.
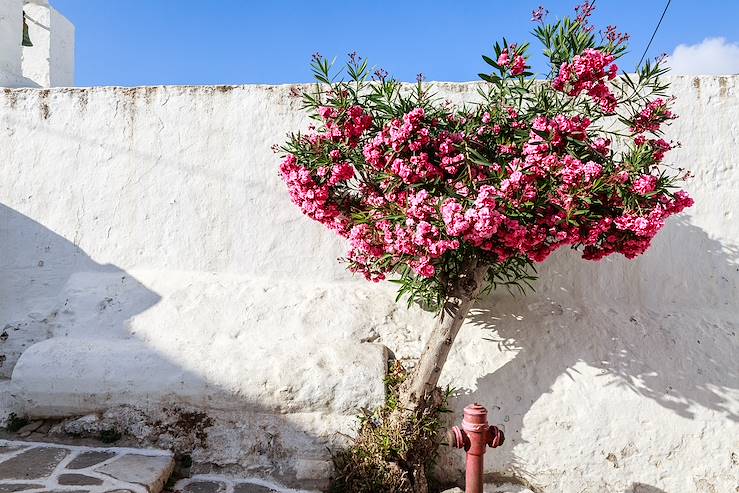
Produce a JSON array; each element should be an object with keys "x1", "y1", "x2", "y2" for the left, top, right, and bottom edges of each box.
[{"x1": 463, "y1": 404, "x2": 488, "y2": 421}]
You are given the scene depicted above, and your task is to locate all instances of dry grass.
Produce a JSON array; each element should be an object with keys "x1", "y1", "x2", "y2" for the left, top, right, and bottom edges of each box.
[{"x1": 329, "y1": 362, "x2": 452, "y2": 493}]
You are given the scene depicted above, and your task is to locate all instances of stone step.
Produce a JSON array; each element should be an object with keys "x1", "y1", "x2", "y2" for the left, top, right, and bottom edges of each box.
[
  {"x1": 12, "y1": 336, "x2": 388, "y2": 418},
  {"x1": 0, "y1": 439, "x2": 174, "y2": 493}
]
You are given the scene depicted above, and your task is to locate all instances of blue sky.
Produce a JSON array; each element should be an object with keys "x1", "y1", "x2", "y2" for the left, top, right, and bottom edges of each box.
[{"x1": 53, "y1": 0, "x2": 739, "y2": 87}]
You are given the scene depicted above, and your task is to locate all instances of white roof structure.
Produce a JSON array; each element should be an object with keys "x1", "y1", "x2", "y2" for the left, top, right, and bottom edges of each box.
[{"x1": 0, "y1": 0, "x2": 74, "y2": 87}]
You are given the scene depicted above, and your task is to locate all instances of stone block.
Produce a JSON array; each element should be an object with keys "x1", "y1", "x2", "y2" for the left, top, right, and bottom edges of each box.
[
  {"x1": 0, "y1": 447, "x2": 68, "y2": 479},
  {"x1": 94, "y1": 454, "x2": 174, "y2": 493}
]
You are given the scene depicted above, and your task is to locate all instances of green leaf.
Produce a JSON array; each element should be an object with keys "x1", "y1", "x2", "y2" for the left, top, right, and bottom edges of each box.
[{"x1": 482, "y1": 55, "x2": 500, "y2": 69}]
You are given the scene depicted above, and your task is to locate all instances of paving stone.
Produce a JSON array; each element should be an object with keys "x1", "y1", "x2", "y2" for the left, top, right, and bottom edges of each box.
[
  {"x1": 95, "y1": 454, "x2": 174, "y2": 493},
  {"x1": 232, "y1": 483, "x2": 278, "y2": 493},
  {"x1": 182, "y1": 481, "x2": 226, "y2": 493},
  {"x1": 103, "y1": 490, "x2": 134, "y2": 493},
  {"x1": 0, "y1": 484, "x2": 45, "y2": 492},
  {"x1": 0, "y1": 445, "x2": 27, "y2": 455},
  {"x1": 58, "y1": 473, "x2": 104, "y2": 486},
  {"x1": 0, "y1": 447, "x2": 69, "y2": 480},
  {"x1": 442, "y1": 487, "x2": 534, "y2": 493},
  {"x1": 67, "y1": 451, "x2": 117, "y2": 470}
]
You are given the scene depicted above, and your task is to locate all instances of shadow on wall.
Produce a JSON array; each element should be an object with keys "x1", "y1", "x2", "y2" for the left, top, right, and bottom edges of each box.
[
  {"x1": 626, "y1": 483, "x2": 667, "y2": 493},
  {"x1": 0, "y1": 204, "x2": 350, "y2": 489},
  {"x1": 0, "y1": 204, "x2": 160, "y2": 374},
  {"x1": 452, "y1": 215, "x2": 738, "y2": 488}
]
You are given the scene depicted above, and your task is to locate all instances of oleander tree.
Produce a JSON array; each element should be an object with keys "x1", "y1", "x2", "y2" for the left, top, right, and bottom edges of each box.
[{"x1": 277, "y1": 2, "x2": 693, "y2": 491}]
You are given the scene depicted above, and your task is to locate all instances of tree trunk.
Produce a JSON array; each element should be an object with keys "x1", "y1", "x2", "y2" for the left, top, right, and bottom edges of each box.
[{"x1": 398, "y1": 261, "x2": 490, "y2": 412}]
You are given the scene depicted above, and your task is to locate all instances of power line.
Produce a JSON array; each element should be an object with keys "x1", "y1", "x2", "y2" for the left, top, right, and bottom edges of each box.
[{"x1": 637, "y1": 0, "x2": 672, "y2": 68}]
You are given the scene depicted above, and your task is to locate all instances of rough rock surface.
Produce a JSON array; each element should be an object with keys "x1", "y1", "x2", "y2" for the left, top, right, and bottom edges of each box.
[{"x1": 0, "y1": 79, "x2": 737, "y2": 491}]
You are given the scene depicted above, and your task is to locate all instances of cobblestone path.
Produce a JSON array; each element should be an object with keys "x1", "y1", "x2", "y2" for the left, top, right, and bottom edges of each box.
[{"x1": 0, "y1": 440, "x2": 174, "y2": 493}]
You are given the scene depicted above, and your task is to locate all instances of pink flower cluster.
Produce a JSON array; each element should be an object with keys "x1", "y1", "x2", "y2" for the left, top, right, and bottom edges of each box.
[
  {"x1": 282, "y1": 95, "x2": 694, "y2": 282},
  {"x1": 583, "y1": 191, "x2": 694, "y2": 260},
  {"x1": 498, "y1": 50, "x2": 528, "y2": 76},
  {"x1": 520, "y1": 114, "x2": 605, "y2": 194},
  {"x1": 441, "y1": 187, "x2": 528, "y2": 260},
  {"x1": 631, "y1": 174, "x2": 657, "y2": 194},
  {"x1": 441, "y1": 186, "x2": 581, "y2": 263},
  {"x1": 317, "y1": 105, "x2": 373, "y2": 147},
  {"x1": 527, "y1": 114, "x2": 591, "y2": 152},
  {"x1": 363, "y1": 108, "x2": 466, "y2": 184},
  {"x1": 631, "y1": 98, "x2": 676, "y2": 134},
  {"x1": 552, "y1": 49, "x2": 618, "y2": 113},
  {"x1": 281, "y1": 37, "x2": 693, "y2": 288},
  {"x1": 279, "y1": 154, "x2": 350, "y2": 235},
  {"x1": 347, "y1": 189, "x2": 461, "y2": 280}
]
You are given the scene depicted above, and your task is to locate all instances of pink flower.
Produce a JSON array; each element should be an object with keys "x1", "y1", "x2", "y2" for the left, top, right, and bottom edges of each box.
[
  {"x1": 669, "y1": 190, "x2": 694, "y2": 213},
  {"x1": 616, "y1": 170, "x2": 630, "y2": 183},
  {"x1": 631, "y1": 175, "x2": 658, "y2": 195},
  {"x1": 441, "y1": 199, "x2": 470, "y2": 236},
  {"x1": 279, "y1": 154, "x2": 350, "y2": 235},
  {"x1": 583, "y1": 161, "x2": 603, "y2": 181},
  {"x1": 632, "y1": 98, "x2": 676, "y2": 134},
  {"x1": 319, "y1": 106, "x2": 337, "y2": 120},
  {"x1": 511, "y1": 55, "x2": 527, "y2": 76},
  {"x1": 592, "y1": 137, "x2": 611, "y2": 155},
  {"x1": 329, "y1": 163, "x2": 355, "y2": 185},
  {"x1": 552, "y1": 49, "x2": 618, "y2": 113},
  {"x1": 531, "y1": 5, "x2": 548, "y2": 22},
  {"x1": 650, "y1": 138, "x2": 672, "y2": 162}
]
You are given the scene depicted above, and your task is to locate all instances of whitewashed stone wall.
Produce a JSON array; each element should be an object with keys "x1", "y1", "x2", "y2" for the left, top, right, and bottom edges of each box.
[{"x1": 0, "y1": 78, "x2": 737, "y2": 492}]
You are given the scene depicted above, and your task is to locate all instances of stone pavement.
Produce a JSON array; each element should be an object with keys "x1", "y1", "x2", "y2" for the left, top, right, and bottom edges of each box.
[
  {"x1": 174, "y1": 476, "x2": 318, "y2": 493},
  {"x1": 442, "y1": 486, "x2": 535, "y2": 493},
  {"x1": 0, "y1": 439, "x2": 531, "y2": 493},
  {"x1": 0, "y1": 440, "x2": 174, "y2": 493},
  {"x1": 175, "y1": 477, "x2": 531, "y2": 493}
]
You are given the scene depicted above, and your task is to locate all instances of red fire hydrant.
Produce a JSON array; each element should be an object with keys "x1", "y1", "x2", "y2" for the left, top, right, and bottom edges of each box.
[{"x1": 447, "y1": 403, "x2": 505, "y2": 493}]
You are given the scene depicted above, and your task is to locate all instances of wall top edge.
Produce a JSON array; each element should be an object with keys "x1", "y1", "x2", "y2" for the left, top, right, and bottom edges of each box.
[{"x1": 0, "y1": 75, "x2": 735, "y2": 93}]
